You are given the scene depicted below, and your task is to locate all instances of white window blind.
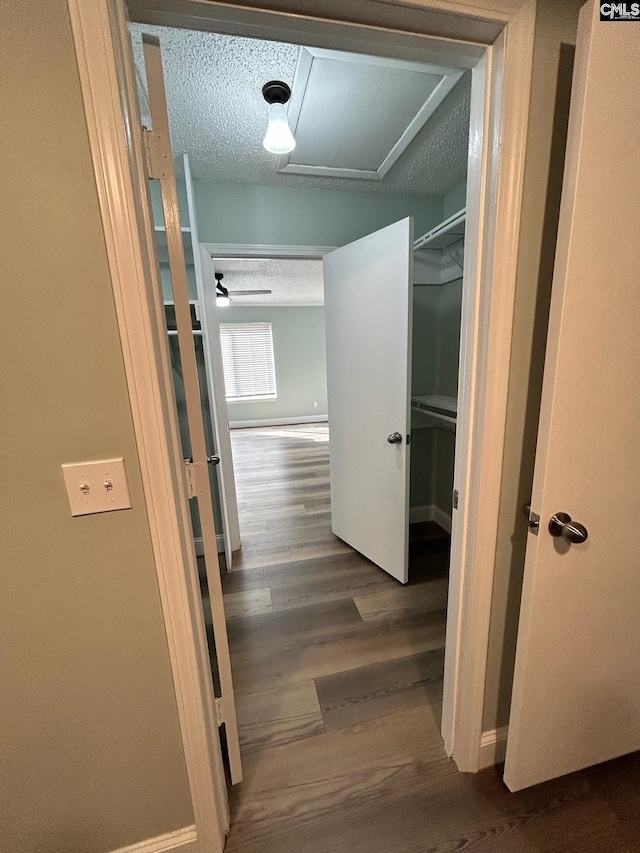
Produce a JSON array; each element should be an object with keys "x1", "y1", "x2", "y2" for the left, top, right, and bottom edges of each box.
[{"x1": 219, "y1": 322, "x2": 277, "y2": 403}]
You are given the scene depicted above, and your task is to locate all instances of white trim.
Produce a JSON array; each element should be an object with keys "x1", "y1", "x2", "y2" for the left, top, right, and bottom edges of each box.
[
  {"x1": 409, "y1": 504, "x2": 452, "y2": 533},
  {"x1": 127, "y1": 0, "x2": 488, "y2": 68},
  {"x1": 479, "y1": 726, "x2": 509, "y2": 769},
  {"x1": 230, "y1": 415, "x2": 329, "y2": 429},
  {"x1": 278, "y1": 163, "x2": 384, "y2": 181},
  {"x1": 279, "y1": 46, "x2": 464, "y2": 181},
  {"x1": 195, "y1": 243, "x2": 242, "y2": 555},
  {"x1": 432, "y1": 505, "x2": 453, "y2": 534},
  {"x1": 409, "y1": 505, "x2": 436, "y2": 524},
  {"x1": 109, "y1": 826, "x2": 198, "y2": 853},
  {"x1": 194, "y1": 535, "x2": 226, "y2": 556},
  {"x1": 204, "y1": 243, "x2": 336, "y2": 259},
  {"x1": 302, "y1": 45, "x2": 465, "y2": 77},
  {"x1": 67, "y1": 1, "x2": 229, "y2": 849},
  {"x1": 441, "y1": 4, "x2": 537, "y2": 775},
  {"x1": 183, "y1": 160, "x2": 242, "y2": 558},
  {"x1": 225, "y1": 302, "x2": 325, "y2": 308}
]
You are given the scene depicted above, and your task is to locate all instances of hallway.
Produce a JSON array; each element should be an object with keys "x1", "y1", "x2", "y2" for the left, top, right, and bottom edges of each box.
[
  {"x1": 217, "y1": 425, "x2": 640, "y2": 852},
  {"x1": 222, "y1": 424, "x2": 450, "y2": 846}
]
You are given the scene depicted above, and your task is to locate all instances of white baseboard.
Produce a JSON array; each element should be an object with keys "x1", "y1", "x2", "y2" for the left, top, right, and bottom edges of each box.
[
  {"x1": 230, "y1": 415, "x2": 328, "y2": 428},
  {"x1": 478, "y1": 726, "x2": 508, "y2": 769},
  {"x1": 409, "y1": 504, "x2": 434, "y2": 524},
  {"x1": 409, "y1": 504, "x2": 452, "y2": 533},
  {"x1": 110, "y1": 826, "x2": 198, "y2": 853},
  {"x1": 194, "y1": 535, "x2": 225, "y2": 556},
  {"x1": 432, "y1": 505, "x2": 452, "y2": 533}
]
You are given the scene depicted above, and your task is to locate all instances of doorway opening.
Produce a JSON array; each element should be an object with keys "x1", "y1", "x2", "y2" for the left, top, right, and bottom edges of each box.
[{"x1": 129, "y1": 17, "x2": 474, "y2": 813}]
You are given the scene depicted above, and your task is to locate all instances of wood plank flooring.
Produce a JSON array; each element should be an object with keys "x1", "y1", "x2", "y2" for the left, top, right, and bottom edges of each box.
[{"x1": 204, "y1": 424, "x2": 640, "y2": 852}]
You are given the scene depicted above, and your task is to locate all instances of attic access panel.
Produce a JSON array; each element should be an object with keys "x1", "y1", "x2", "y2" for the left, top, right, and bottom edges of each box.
[{"x1": 278, "y1": 48, "x2": 464, "y2": 181}]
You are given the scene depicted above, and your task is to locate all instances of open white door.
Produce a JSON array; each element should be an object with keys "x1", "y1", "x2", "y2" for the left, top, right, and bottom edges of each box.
[
  {"x1": 324, "y1": 218, "x2": 413, "y2": 584},
  {"x1": 504, "y1": 2, "x2": 640, "y2": 791},
  {"x1": 141, "y1": 35, "x2": 243, "y2": 784}
]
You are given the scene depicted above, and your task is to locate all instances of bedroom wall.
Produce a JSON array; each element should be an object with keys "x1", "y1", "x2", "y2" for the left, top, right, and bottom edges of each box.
[
  {"x1": 221, "y1": 305, "x2": 328, "y2": 425},
  {"x1": 443, "y1": 178, "x2": 467, "y2": 218},
  {"x1": 194, "y1": 182, "x2": 442, "y2": 247}
]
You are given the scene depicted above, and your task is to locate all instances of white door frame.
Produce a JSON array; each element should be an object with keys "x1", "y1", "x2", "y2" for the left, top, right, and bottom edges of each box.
[
  {"x1": 180, "y1": 154, "x2": 243, "y2": 558},
  {"x1": 201, "y1": 244, "x2": 334, "y2": 434},
  {"x1": 68, "y1": 0, "x2": 537, "y2": 847}
]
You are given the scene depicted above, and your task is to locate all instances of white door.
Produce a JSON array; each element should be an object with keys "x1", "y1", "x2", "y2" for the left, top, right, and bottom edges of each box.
[
  {"x1": 504, "y1": 2, "x2": 640, "y2": 792},
  {"x1": 324, "y1": 218, "x2": 413, "y2": 583},
  {"x1": 142, "y1": 34, "x2": 243, "y2": 783},
  {"x1": 196, "y1": 244, "x2": 242, "y2": 569}
]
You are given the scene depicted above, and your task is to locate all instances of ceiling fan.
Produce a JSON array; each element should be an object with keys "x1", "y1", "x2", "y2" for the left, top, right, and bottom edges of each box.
[{"x1": 215, "y1": 272, "x2": 271, "y2": 305}]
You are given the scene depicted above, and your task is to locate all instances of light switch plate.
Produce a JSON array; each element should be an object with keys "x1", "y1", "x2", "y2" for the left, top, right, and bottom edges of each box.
[{"x1": 61, "y1": 457, "x2": 132, "y2": 516}]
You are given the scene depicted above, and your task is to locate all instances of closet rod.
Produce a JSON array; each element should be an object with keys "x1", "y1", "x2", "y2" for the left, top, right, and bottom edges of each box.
[
  {"x1": 413, "y1": 277, "x2": 463, "y2": 287},
  {"x1": 413, "y1": 208, "x2": 466, "y2": 252},
  {"x1": 411, "y1": 405, "x2": 456, "y2": 426},
  {"x1": 167, "y1": 329, "x2": 202, "y2": 336},
  {"x1": 413, "y1": 235, "x2": 465, "y2": 254}
]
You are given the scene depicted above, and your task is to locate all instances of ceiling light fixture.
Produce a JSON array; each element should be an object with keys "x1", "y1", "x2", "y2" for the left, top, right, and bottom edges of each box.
[
  {"x1": 215, "y1": 272, "x2": 230, "y2": 307},
  {"x1": 262, "y1": 81, "x2": 296, "y2": 155}
]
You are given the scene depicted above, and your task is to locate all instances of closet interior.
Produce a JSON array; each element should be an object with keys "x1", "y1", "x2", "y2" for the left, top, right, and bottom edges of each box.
[{"x1": 410, "y1": 204, "x2": 465, "y2": 539}]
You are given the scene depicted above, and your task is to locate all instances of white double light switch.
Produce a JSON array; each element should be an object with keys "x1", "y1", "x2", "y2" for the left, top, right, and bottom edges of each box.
[{"x1": 61, "y1": 457, "x2": 132, "y2": 517}]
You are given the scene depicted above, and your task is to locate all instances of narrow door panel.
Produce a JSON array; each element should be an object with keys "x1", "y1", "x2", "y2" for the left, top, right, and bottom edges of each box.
[
  {"x1": 505, "y1": 2, "x2": 640, "y2": 790},
  {"x1": 141, "y1": 35, "x2": 243, "y2": 784}
]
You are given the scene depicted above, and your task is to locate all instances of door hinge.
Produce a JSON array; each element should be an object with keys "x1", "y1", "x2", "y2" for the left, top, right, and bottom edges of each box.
[
  {"x1": 142, "y1": 127, "x2": 169, "y2": 180},
  {"x1": 183, "y1": 458, "x2": 198, "y2": 499},
  {"x1": 452, "y1": 488, "x2": 459, "y2": 510},
  {"x1": 214, "y1": 696, "x2": 229, "y2": 727}
]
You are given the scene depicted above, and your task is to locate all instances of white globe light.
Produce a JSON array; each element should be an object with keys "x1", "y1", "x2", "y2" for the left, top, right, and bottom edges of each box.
[
  {"x1": 216, "y1": 294, "x2": 230, "y2": 308},
  {"x1": 263, "y1": 103, "x2": 296, "y2": 155}
]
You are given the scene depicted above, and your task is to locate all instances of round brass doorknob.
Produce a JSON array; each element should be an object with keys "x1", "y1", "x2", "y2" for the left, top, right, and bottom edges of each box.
[
  {"x1": 548, "y1": 512, "x2": 588, "y2": 543},
  {"x1": 387, "y1": 432, "x2": 403, "y2": 444}
]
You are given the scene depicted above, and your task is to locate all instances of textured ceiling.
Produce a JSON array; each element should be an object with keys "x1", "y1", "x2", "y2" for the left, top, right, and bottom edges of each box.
[
  {"x1": 129, "y1": 24, "x2": 470, "y2": 196},
  {"x1": 212, "y1": 258, "x2": 324, "y2": 305}
]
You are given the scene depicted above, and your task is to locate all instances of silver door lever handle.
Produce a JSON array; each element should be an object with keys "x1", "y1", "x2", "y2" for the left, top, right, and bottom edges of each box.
[
  {"x1": 548, "y1": 512, "x2": 588, "y2": 543},
  {"x1": 387, "y1": 432, "x2": 403, "y2": 444}
]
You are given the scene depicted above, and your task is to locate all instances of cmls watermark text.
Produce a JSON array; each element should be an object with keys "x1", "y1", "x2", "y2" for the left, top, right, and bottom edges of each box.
[{"x1": 600, "y1": 2, "x2": 640, "y2": 19}]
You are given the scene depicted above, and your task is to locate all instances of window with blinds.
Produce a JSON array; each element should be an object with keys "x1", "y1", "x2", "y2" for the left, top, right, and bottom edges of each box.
[{"x1": 219, "y1": 322, "x2": 277, "y2": 403}]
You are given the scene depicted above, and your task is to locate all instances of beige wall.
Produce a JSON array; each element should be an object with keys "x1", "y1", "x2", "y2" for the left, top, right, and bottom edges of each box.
[
  {"x1": 483, "y1": 0, "x2": 583, "y2": 729},
  {"x1": 0, "y1": 2, "x2": 194, "y2": 851}
]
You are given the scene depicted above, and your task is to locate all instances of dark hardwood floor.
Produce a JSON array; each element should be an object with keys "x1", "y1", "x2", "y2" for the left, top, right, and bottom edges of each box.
[{"x1": 208, "y1": 424, "x2": 640, "y2": 853}]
